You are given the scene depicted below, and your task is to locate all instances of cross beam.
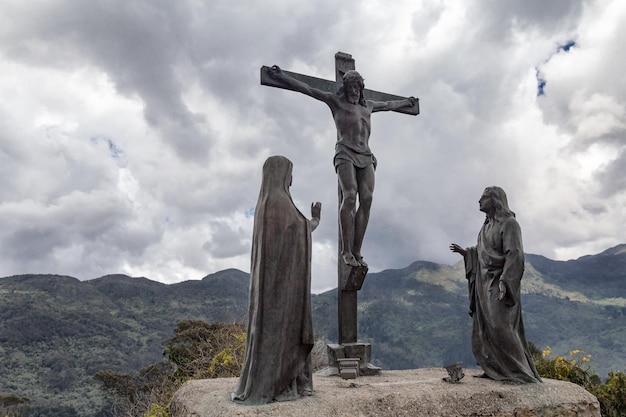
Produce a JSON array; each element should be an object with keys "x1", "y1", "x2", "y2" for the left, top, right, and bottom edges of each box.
[{"x1": 260, "y1": 69, "x2": 419, "y2": 116}]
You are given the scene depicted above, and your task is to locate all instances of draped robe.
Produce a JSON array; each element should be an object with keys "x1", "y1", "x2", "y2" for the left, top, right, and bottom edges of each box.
[
  {"x1": 231, "y1": 156, "x2": 314, "y2": 404},
  {"x1": 463, "y1": 215, "x2": 541, "y2": 383}
]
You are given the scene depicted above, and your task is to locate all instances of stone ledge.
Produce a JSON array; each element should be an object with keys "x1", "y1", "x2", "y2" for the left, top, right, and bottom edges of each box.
[{"x1": 169, "y1": 368, "x2": 600, "y2": 417}]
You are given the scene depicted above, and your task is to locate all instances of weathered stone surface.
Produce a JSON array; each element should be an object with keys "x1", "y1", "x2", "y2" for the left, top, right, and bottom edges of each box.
[{"x1": 169, "y1": 368, "x2": 600, "y2": 417}]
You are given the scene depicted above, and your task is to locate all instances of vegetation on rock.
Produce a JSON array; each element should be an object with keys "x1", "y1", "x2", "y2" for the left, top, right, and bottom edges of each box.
[
  {"x1": 95, "y1": 320, "x2": 245, "y2": 417},
  {"x1": 530, "y1": 343, "x2": 626, "y2": 416}
]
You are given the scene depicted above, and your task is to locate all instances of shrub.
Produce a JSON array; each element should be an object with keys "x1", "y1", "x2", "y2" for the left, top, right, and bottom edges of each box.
[
  {"x1": 96, "y1": 320, "x2": 245, "y2": 417},
  {"x1": 0, "y1": 393, "x2": 30, "y2": 417},
  {"x1": 533, "y1": 345, "x2": 594, "y2": 387},
  {"x1": 592, "y1": 371, "x2": 626, "y2": 417},
  {"x1": 530, "y1": 343, "x2": 626, "y2": 417},
  {"x1": 162, "y1": 320, "x2": 245, "y2": 379}
]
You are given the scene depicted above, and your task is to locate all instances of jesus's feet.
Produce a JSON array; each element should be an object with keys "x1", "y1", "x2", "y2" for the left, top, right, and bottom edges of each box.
[
  {"x1": 342, "y1": 252, "x2": 361, "y2": 267},
  {"x1": 354, "y1": 254, "x2": 368, "y2": 268},
  {"x1": 342, "y1": 252, "x2": 368, "y2": 268}
]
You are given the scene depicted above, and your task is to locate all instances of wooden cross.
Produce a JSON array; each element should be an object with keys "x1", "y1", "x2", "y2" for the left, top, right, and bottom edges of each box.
[
  {"x1": 261, "y1": 52, "x2": 419, "y2": 116},
  {"x1": 260, "y1": 52, "x2": 419, "y2": 346}
]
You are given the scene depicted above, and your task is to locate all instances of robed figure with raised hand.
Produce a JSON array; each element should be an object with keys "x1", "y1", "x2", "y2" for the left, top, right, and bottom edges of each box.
[
  {"x1": 232, "y1": 156, "x2": 321, "y2": 404},
  {"x1": 450, "y1": 186, "x2": 541, "y2": 383}
]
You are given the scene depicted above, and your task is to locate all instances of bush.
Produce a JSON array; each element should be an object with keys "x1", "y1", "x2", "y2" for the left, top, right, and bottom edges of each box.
[
  {"x1": 530, "y1": 343, "x2": 626, "y2": 417},
  {"x1": 95, "y1": 320, "x2": 246, "y2": 417},
  {"x1": 593, "y1": 371, "x2": 626, "y2": 417},
  {"x1": 162, "y1": 320, "x2": 245, "y2": 379},
  {"x1": 0, "y1": 393, "x2": 30, "y2": 417},
  {"x1": 532, "y1": 345, "x2": 594, "y2": 387}
]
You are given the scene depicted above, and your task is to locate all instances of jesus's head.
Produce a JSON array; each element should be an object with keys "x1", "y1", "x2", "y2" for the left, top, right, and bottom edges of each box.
[{"x1": 340, "y1": 70, "x2": 365, "y2": 105}]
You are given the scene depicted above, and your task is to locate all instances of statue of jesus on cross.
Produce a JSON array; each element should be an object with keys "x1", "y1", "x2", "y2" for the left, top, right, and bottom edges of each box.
[
  {"x1": 261, "y1": 52, "x2": 419, "y2": 352},
  {"x1": 267, "y1": 65, "x2": 417, "y2": 268}
]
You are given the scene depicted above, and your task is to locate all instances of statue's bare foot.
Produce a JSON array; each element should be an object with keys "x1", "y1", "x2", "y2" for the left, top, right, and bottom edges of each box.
[
  {"x1": 342, "y1": 252, "x2": 361, "y2": 267},
  {"x1": 354, "y1": 255, "x2": 368, "y2": 268}
]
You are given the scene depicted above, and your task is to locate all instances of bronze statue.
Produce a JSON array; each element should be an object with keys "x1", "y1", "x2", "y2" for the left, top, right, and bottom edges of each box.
[
  {"x1": 450, "y1": 186, "x2": 541, "y2": 383},
  {"x1": 231, "y1": 156, "x2": 322, "y2": 404},
  {"x1": 268, "y1": 66, "x2": 416, "y2": 268}
]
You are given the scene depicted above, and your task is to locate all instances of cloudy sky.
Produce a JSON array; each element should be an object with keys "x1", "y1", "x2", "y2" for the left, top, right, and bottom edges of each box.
[{"x1": 0, "y1": 0, "x2": 624, "y2": 292}]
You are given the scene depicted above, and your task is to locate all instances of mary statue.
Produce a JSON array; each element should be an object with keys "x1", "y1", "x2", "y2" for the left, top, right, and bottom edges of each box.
[
  {"x1": 450, "y1": 186, "x2": 541, "y2": 383},
  {"x1": 231, "y1": 156, "x2": 322, "y2": 404}
]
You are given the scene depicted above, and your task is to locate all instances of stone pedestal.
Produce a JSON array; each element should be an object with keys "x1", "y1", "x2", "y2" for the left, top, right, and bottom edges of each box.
[
  {"x1": 316, "y1": 343, "x2": 381, "y2": 377},
  {"x1": 170, "y1": 369, "x2": 601, "y2": 417}
]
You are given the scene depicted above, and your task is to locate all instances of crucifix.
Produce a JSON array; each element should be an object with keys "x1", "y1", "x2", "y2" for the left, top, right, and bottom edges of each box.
[{"x1": 260, "y1": 52, "x2": 419, "y2": 374}]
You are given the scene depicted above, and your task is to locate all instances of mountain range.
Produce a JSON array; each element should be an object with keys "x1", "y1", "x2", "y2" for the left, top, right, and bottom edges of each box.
[{"x1": 1, "y1": 244, "x2": 624, "y2": 416}]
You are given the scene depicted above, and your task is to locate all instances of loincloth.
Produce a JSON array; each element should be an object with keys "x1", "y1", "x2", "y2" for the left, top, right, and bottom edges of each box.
[{"x1": 334, "y1": 142, "x2": 377, "y2": 170}]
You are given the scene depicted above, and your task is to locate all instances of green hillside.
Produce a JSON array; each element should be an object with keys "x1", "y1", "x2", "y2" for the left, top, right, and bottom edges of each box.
[
  {"x1": 0, "y1": 271, "x2": 249, "y2": 416},
  {"x1": 1, "y1": 246, "x2": 625, "y2": 416}
]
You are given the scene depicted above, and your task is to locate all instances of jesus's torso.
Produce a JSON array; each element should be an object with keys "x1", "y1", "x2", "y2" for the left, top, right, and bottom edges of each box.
[{"x1": 332, "y1": 100, "x2": 372, "y2": 151}]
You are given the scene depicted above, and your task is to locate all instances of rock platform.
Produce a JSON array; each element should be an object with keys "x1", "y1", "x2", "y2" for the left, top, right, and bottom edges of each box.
[{"x1": 169, "y1": 368, "x2": 600, "y2": 416}]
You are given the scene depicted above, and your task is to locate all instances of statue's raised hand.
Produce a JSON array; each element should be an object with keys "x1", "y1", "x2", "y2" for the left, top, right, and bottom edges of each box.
[
  {"x1": 309, "y1": 202, "x2": 321, "y2": 232},
  {"x1": 449, "y1": 243, "x2": 467, "y2": 258},
  {"x1": 311, "y1": 202, "x2": 321, "y2": 221}
]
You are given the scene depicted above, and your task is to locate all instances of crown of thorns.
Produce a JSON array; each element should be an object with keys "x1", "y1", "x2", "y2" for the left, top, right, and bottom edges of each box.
[{"x1": 342, "y1": 70, "x2": 364, "y2": 86}]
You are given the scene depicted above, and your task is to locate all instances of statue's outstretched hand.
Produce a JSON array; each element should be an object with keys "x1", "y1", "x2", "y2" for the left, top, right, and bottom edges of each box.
[
  {"x1": 309, "y1": 202, "x2": 321, "y2": 232},
  {"x1": 449, "y1": 243, "x2": 466, "y2": 258},
  {"x1": 311, "y1": 202, "x2": 321, "y2": 221}
]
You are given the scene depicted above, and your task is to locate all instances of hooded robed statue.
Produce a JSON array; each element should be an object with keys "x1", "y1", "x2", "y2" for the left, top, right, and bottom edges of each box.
[
  {"x1": 450, "y1": 186, "x2": 541, "y2": 384},
  {"x1": 231, "y1": 155, "x2": 321, "y2": 404}
]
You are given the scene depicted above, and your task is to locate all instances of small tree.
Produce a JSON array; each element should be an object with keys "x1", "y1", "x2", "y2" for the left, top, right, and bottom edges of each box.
[
  {"x1": 162, "y1": 320, "x2": 245, "y2": 379},
  {"x1": 95, "y1": 320, "x2": 245, "y2": 417},
  {"x1": 94, "y1": 361, "x2": 176, "y2": 417}
]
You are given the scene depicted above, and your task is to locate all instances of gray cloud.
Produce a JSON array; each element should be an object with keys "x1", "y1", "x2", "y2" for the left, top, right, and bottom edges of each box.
[
  {"x1": 1, "y1": 0, "x2": 210, "y2": 160},
  {"x1": 0, "y1": 0, "x2": 624, "y2": 291}
]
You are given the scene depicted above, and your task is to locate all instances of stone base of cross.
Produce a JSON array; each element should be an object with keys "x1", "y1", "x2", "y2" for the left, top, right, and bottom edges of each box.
[{"x1": 315, "y1": 342, "x2": 381, "y2": 377}]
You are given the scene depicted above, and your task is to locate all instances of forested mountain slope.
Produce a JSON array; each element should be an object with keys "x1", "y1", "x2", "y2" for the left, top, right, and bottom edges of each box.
[{"x1": 1, "y1": 246, "x2": 624, "y2": 416}]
